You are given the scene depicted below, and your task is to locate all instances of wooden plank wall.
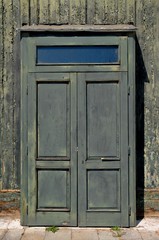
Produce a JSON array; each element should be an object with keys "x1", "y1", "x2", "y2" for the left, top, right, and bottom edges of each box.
[
  {"x1": 0, "y1": 0, "x2": 159, "y2": 196},
  {"x1": 20, "y1": 0, "x2": 136, "y2": 25}
]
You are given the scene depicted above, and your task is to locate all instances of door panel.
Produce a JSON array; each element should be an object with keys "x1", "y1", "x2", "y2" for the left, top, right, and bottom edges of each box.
[
  {"x1": 87, "y1": 81, "x2": 119, "y2": 158},
  {"x1": 87, "y1": 169, "x2": 120, "y2": 210},
  {"x1": 78, "y1": 72, "x2": 129, "y2": 226},
  {"x1": 38, "y1": 83, "x2": 70, "y2": 157},
  {"x1": 37, "y1": 170, "x2": 70, "y2": 209},
  {"x1": 28, "y1": 72, "x2": 77, "y2": 226}
]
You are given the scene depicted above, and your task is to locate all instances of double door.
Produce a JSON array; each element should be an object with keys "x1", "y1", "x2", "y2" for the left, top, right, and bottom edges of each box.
[{"x1": 27, "y1": 71, "x2": 129, "y2": 226}]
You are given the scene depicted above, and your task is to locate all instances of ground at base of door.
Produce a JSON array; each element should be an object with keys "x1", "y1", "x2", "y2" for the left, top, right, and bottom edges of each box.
[{"x1": 0, "y1": 217, "x2": 159, "y2": 240}]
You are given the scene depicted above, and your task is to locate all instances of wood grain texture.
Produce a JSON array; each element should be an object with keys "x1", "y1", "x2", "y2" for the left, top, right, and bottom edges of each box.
[
  {"x1": 20, "y1": 0, "x2": 135, "y2": 26},
  {"x1": 105, "y1": 0, "x2": 118, "y2": 24},
  {"x1": 78, "y1": 72, "x2": 129, "y2": 226},
  {"x1": 59, "y1": 0, "x2": 69, "y2": 24},
  {"x1": 69, "y1": 0, "x2": 86, "y2": 24},
  {"x1": 0, "y1": 0, "x2": 3, "y2": 187},
  {"x1": 2, "y1": 0, "x2": 14, "y2": 188},
  {"x1": 30, "y1": 0, "x2": 38, "y2": 24},
  {"x1": 39, "y1": 0, "x2": 49, "y2": 24},
  {"x1": 49, "y1": 0, "x2": 60, "y2": 24},
  {"x1": 117, "y1": 0, "x2": 127, "y2": 24},
  {"x1": 135, "y1": 0, "x2": 159, "y2": 189},
  {"x1": 0, "y1": 0, "x2": 20, "y2": 189},
  {"x1": 12, "y1": 0, "x2": 21, "y2": 188},
  {"x1": 126, "y1": 0, "x2": 136, "y2": 24},
  {"x1": 20, "y1": 0, "x2": 29, "y2": 25},
  {"x1": 87, "y1": 0, "x2": 117, "y2": 24}
]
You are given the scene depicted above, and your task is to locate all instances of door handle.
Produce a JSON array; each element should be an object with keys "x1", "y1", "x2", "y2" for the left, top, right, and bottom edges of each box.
[{"x1": 101, "y1": 158, "x2": 107, "y2": 161}]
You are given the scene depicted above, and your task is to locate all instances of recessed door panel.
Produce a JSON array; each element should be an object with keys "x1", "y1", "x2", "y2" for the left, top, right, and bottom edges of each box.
[
  {"x1": 87, "y1": 82, "x2": 119, "y2": 158},
  {"x1": 87, "y1": 169, "x2": 120, "y2": 210},
  {"x1": 38, "y1": 83, "x2": 70, "y2": 158},
  {"x1": 38, "y1": 170, "x2": 70, "y2": 209}
]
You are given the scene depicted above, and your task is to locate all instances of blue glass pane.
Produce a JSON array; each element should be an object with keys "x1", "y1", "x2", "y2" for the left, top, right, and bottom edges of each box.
[{"x1": 37, "y1": 46, "x2": 118, "y2": 64}]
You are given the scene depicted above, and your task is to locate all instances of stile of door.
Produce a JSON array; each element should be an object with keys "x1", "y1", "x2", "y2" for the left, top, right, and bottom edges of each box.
[{"x1": 78, "y1": 72, "x2": 129, "y2": 227}]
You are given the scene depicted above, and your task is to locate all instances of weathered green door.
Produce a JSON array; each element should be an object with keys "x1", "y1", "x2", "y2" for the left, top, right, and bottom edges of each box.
[
  {"x1": 21, "y1": 33, "x2": 136, "y2": 227},
  {"x1": 27, "y1": 71, "x2": 128, "y2": 226},
  {"x1": 78, "y1": 72, "x2": 128, "y2": 226},
  {"x1": 27, "y1": 72, "x2": 77, "y2": 226}
]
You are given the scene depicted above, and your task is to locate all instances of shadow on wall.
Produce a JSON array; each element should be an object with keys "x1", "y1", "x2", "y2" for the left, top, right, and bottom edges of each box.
[{"x1": 136, "y1": 37, "x2": 149, "y2": 219}]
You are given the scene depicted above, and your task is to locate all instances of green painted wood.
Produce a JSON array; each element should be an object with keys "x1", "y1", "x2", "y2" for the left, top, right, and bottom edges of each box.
[
  {"x1": 21, "y1": 35, "x2": 30, "y2": 225},
  {"x1": 38, "y1": 170, "x2": 70, "y2": 209},
  {"x1": 36, "y1": 161, "x2": 70, "y2": 168},
  {"x1": 128, "y1": 35, "x2": 136, "y2": 226},
  {"x1": 32, "y1": 65, "x2": 121, "y2": 73},
  {"x1": 120, "y1": 37, "x2": 128, "y2": 71},
  {"x1": 26, "y1": 36, "x2": 121, "y2": 73},
  {"x1": 27, "y1": 72, "x2": 77, "y2": 226},
  {"x1": 20, "y1": 35, "x2": 136, "y2": 226},
  {"x1": 38, "y1": 82, "x2": 70, "y2": 157},
  {"x1": 77, "y1": 73, "x2": 87, "y2": 226},
  {"x1": 69, "y1": 72, "x2": 78, "y2": 226},
  {"x1": 87, "y1": 170, "x2": 120, "y2": 210},
  {"x1": 87, "y1": 81, "x2": 119, "y2": 158},
  {"x1": 85, "y1": 161, "x2": 120, "y2": 169},
  {"x1": 28, "y1": 72, "x2": 37, "y2": 222},
  {"x1": 78, "y1": 72, "x2": 129, "y2": 226},
  {"x1": 120, "y1": 72, "x2": 129, "y2": 226}
]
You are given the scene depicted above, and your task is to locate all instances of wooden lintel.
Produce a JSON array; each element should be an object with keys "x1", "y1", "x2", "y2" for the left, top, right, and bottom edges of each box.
[{"x1": 20, "y1": 24, "x2": 137, "y2": 33}]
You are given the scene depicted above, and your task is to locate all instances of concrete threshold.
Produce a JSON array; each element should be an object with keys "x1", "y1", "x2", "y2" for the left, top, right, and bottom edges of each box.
[{"x1": 0, "y1": 218, "x2": 159, "y2": 240}]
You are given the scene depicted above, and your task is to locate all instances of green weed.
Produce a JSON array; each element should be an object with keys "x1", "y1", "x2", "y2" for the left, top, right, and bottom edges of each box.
[{"x1": 46, "y1": 226, "x2": 59, "y2": 233}]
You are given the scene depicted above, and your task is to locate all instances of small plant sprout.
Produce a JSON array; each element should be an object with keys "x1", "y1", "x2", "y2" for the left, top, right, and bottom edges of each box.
[
  {"x1": 111, "y1": 226, "x2": 125, "y2": 238},
  {"x1": 46, "y1": 226, "x2": 59, "y2": 233}
]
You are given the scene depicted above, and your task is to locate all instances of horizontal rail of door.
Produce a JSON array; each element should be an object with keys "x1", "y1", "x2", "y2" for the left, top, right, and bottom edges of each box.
[
  {"x1": 27, "y1": 72, "x2": 126, "y2": 81},
  {"x1": 21, "y1": 36, "x2": 128, "y2": 72},
  {"x1": 35, "y1": 161, "x2": 120, "y2": 169}
]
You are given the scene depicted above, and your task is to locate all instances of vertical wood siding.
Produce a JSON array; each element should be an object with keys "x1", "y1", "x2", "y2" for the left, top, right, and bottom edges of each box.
[
  {"x1": 0, "y1": 0, "x2": 159, "y2": 191},
  {"x1": 2, "y1": 0, "x2": 15, "y2": 188},
  {"x1": 0, "y1": 0, "x2": 3, "y2": 189}
]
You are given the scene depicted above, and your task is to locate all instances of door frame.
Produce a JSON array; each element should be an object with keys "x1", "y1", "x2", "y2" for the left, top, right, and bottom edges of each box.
[{"x1": 20, "y1": 33, "x2": 136, "y2": 226}]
